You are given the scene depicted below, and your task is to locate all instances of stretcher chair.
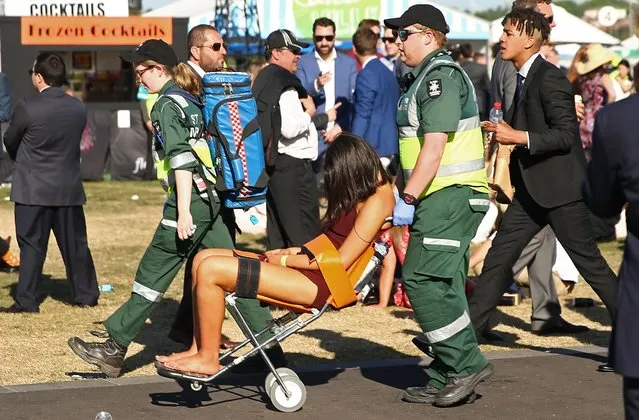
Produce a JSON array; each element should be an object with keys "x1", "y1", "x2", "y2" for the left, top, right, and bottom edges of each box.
[{"x1": 156, "y1": 233, "x2": 376, "y2": 412}]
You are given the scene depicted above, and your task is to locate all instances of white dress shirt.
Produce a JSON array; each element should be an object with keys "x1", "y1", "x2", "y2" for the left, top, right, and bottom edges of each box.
[
  {"x1": 314, "y1": 48, "x2": 337, "y2": 130},
  {"x1": 188, "y1": 60, "x2": 206, "y2": 78},
  {"x1": 278, "y1": 88, "x2": 318, "y2": 160}
]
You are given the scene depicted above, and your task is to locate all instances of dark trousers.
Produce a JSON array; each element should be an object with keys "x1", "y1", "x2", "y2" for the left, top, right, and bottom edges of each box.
[
  {"x1": 14, "y1": 204, "x2": 98, "y2": 311},
  {"x1": 625, "y1": 377, "x2": 639, "y2": 420},
  {"x1": 468, "y1": 186, "x2": 617, "y2": 335},
  {"x1": 266, "y1": 154, "x2": 321, "y2": 249}
]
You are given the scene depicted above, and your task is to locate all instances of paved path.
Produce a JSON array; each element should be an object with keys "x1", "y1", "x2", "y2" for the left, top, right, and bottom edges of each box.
[{"x1": 0, "y1": 346, "x2": 623, "y2": 420}]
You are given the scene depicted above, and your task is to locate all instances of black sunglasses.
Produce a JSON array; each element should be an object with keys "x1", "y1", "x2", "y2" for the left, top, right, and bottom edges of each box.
[
  {"x1": 398, "y1": 29, "x2": 427, "y2": 42},
  {"x1": 279, "y1": 47, "x2": 301, "y2": 56},
  {"x1": 314, "y1": 35, "x2": 335, "y2": 42},
  {"x1": 199, "y1": 42, "x2": 228, "y2": 52}
]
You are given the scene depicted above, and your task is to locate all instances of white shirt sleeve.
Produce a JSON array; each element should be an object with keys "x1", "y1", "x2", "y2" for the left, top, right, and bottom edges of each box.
[{"x1": 279, "y1": 88, "x2": 312, "y2": 140}]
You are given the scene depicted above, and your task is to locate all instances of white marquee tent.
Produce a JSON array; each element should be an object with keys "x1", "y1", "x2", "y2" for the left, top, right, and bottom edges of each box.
[
  {"x1": 145, "y1": 0, "x2": 490, "y2": 41},
  {"x1": 490, "y1": 5, "x2": 620, "y2": 45}
]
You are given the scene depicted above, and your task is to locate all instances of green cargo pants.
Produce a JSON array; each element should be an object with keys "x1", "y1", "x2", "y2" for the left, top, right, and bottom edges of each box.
[
  {"x1": 402, "y1": 186, "x2": 489, "y2": 389},
  {"x1": 104, "y1": 197, "x2": 273, "y2": 348}
]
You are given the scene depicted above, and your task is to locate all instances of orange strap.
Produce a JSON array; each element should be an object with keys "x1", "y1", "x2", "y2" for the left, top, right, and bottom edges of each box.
[{"x1": 305, "y1": 234, "x2": 374, "y2": 309}]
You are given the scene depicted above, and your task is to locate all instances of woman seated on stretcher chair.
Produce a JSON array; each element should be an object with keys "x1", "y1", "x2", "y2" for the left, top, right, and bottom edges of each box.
[{"x1": 156, "y1": 133, "x2": 394, "y2": 375}]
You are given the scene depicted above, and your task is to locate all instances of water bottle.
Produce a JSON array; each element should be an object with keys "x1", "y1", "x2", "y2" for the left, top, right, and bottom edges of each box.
[
  {"x1": 249, "y1": 215, "x2": 259, "y2": 225},
  {"x1": 354, "y1": 239, "x2": 392, "y2": 299},
  {"x1": 99, "y1": 284, "x2": 114, "y2": 293},
  {"x1": 489, "y1": 102, "x2": 503, "y2": 124},
  {"x1": 95, "y1": 412, "x2": 113, "y2": 420}
]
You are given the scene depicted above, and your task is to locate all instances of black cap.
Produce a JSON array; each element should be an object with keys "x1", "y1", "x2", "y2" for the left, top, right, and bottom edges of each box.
[
  {"x1": 121, "y1": 39, "x2": 179, "y2": 67},
  {"x1": 265, "y1": 29, "x2": 309, "y2": 53},
  {"x1": 384, "y1": 5, "x2": 450, "y2": 34}
]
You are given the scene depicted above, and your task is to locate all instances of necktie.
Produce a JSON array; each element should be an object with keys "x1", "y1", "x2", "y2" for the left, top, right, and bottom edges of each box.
[{"x1": 513, "y1": 73, "x2": 525, "y2": 107}]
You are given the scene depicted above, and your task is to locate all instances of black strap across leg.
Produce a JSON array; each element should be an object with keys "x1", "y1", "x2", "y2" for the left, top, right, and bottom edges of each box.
[{"x1": 235, "y1": 257, "x2": 261, "y2": 299}]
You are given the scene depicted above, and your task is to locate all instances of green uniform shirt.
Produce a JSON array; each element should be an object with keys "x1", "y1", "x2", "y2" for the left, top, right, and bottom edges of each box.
[
  {"x1": 150, "y1": 80, "x2": 207, "y2": 214},
  {"x1": 398, "y1": 48, "x2": 475, "y2": 134}
]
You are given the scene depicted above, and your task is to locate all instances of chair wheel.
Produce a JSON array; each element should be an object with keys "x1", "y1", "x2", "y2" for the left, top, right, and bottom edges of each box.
[
  {"x1": 269, "y1": 375, "x2": 306, "y2": 412},
  {"x1": 190, "y1": 381, "x2": 203, "y2": 392},
  {"x1": 264, "y1": 367, "x2": 298, "y2": 393}
]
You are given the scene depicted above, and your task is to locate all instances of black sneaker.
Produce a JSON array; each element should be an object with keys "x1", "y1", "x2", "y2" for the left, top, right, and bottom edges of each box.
[
  {"x1": 434, "y1": 363, "x2": 494, "y2": 407},
  {"x1": 68, "y1": 336, "x2": 127, "y2": 378},
  {"x1": 401, "y1": 383, "x2": 441, "y2": 404}
]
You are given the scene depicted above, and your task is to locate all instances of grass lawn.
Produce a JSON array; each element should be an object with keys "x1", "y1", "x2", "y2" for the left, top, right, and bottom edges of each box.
[{"x1": 0, "y1": 181, "x2": 621, "y2": 385}]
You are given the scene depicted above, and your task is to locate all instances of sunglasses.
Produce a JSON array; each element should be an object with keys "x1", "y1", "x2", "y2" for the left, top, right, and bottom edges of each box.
[
  {"x1": 314, "y1": 35, "x2": 335, "y2": 42},
  {"x1": 279, "y1": 47, "x2": 301, "y2": 56},
  {"x1": 398, "y1": 29, "x2": 427, "y2": 42},
  {"x1": 135, "y1": 66, "x2": 154, "y2": 78},
  {"x1": 199, "y1": 42, "x2": 228, "y2": 52}
]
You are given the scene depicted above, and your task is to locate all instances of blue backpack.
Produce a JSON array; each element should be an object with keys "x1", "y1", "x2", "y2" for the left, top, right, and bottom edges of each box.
[
  {"x1": 202, "y1": 72, "x2": 268, "y2": 209},
  {"x1": 166, "y1": 72, "x2": 269, "y2": 209}
]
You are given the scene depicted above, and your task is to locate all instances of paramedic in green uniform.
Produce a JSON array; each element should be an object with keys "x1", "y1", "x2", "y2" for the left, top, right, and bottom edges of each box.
[
  {"x1": 67, "y1": 40, "x2": 273, "y2": 378},
  {"x1": 385, "y1": 5, "x2": 494, "y2": 407}
]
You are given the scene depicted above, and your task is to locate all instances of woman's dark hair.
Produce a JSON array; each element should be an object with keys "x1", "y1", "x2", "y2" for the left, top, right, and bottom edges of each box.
[
  {"x1": 33, "y1": 52, "x2": 67, "y2": 87},
  {"x1": 322, "y1": 133, "x2": 390, "y2": 227}
]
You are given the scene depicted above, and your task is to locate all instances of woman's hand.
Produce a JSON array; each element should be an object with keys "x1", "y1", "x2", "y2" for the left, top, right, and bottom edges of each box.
[
  {"x1": 177, "y1": 212, "x2": 195, "y2": 241},
  {"x1": 264, "y1": 247, "x2": 301, "y2": 257}
]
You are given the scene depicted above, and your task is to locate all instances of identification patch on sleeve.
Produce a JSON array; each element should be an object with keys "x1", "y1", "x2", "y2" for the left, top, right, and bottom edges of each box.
[{"x1": 427, "y1": 79, "x2": 443, "y2": 98}]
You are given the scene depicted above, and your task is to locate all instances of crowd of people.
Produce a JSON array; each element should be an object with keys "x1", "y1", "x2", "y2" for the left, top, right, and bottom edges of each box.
[{"x1": 0, "y1": 0, "x2": 637, "y2": 415}]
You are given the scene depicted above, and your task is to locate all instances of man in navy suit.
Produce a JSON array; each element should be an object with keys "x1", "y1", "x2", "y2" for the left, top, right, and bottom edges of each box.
[
  {"x1": 583, "y1": 94, "x2": 639, "y2": 419},
  {"x1": 296, "y1": 17, "x2": 357, "y2": 177},
  {"x1": 351, "y1": 27, "x2": 399, "y2": 161}
]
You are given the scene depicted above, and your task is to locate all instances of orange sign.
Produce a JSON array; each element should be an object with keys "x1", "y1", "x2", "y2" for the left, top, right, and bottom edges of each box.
[{"x1": 21, "y1": 16, "x2": 173, "y2": 46}]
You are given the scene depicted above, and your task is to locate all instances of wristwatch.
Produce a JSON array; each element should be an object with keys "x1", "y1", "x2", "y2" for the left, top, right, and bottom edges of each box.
[{"x1": 401, "y1": 192, "x2": 417, "y2": 205}]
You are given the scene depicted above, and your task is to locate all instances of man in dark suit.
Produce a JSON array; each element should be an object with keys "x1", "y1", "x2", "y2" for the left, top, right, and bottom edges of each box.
[
  {"x1": 351, "y1": 28, "x2": 399, "y2": 161},
  {"x1": 2, "y1": 52, "x2": 99, "y2": 312},
  {"x1": 471, "y1": 8, "x2": 617, "y2": 346},
  {"x1": 295, "y1": 17, "x2": 357, "y2": 176},
  {"x1": 458, "y1": 43, "x2": 490, "y2": 121},
  {"x1": 584, "y1": 94, "x2": 639, "y2": 419}
]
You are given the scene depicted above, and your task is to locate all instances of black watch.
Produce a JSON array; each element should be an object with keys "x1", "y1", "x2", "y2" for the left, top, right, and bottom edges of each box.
[{"x1": 401, "y1": 192, "x2": 417, "y2": 206}]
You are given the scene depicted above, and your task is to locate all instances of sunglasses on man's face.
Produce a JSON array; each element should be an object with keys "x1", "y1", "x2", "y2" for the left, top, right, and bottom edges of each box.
[
  {"x1": 314, "y1": 35, "x2": 335, "y2": 42},
  {"x1": 397, "y1": 29, "x2": 427, "y2": 42},
  {"x1": 199, "y1": 42, "x2": 228, "y2": 52}
]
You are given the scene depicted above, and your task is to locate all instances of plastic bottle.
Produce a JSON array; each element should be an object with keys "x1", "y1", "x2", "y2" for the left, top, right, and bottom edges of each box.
[
  {"x1": 354, "y1": 239, "x2": 392, "y2": 300},
  {"x1": 99, "y1": 284, "x2": 114, "y2": 293},
  {"x1": 95, "y1": 412, "x2": 113, "y2": 420},
  {"x1": 489, "y1": 102, "x2": 503, "y2": 124}
]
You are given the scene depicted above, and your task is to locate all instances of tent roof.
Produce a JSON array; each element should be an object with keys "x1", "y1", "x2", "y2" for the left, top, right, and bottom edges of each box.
[
  {"x1": 146, "y1": 0, "x2": 490, "y2": 41},
  {"x1": 490, "y1": 5, "x2": 620, "y2": 45}
]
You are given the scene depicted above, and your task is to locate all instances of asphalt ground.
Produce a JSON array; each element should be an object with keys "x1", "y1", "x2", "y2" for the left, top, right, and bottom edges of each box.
[{"x1": 0, "y1": 346, "x2": 623, "y2": 420}]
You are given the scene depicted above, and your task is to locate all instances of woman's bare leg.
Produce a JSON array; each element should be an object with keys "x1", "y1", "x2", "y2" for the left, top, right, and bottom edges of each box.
[
  {"x1": 369, "y1": 246, "x2": 396, "y2": 309},
  {"x1": 156, "y1": 249, "x2": 235, "y2": 363},
  {"x1": 165, "y1": 256, "x2": 319, "y2": 375}
]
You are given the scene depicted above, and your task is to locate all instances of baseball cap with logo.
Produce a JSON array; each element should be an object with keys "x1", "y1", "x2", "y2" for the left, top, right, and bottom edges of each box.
[
  {"x1": 384, "y1": 4, "x2": 450, "y2": 34},
  {"x1": 121, "y1": 39, "x2": 180, "y2": 67},
  {"x1": 265, "y1": 29, "x2": 310, "y2": 53}
]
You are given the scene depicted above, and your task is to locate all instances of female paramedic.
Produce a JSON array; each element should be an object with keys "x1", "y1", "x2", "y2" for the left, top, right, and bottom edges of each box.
[
  {"x1": 156, "y1": 133, "x2": 395, "y2": 376},
  {"x1": 68, "y1": 39, "x2": 272, "y2": 378}
]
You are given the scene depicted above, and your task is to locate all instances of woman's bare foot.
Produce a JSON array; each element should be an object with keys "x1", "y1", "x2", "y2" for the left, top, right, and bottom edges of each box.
[
  {"x1": 165, "y1": 354, "x2": 220, "y2": 376},
  {"x1": 156, "y1": 347, "x2": 198, "y2": 363},
  {"x1": 367, "y1": 303, "x2": 388, "y2": 309}
]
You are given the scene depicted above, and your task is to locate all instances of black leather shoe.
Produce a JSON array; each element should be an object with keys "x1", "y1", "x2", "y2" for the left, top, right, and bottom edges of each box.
[
  {"x1": 71, "y1": 301, "x2": 98, "y2": 309},
  {"x1": 598, "y1": 362, "x2": 615, "y2": 373},
  {"x1": 230, "y1": 343, "x2": 287, "y2": 374},
  {"x1": 68, "y1": 336, "x2": 127, "y2": 378},
  {"x1": 480, "y1": 329, "x2": 504, "y2": 342},
  {"x1": 411, "y1": 335, "x2": 435, "y2": 358},
  {"x1": 434, "y1": 363, "x2": 495, "y2": 407},
  {"x1": 401, "y1": 383, "x2": 441, "y2": 404},
  {"x1": 0, "y1": 304, "x2": 38, "y2": 313},
  {"x1": 531, "y1": 317, "x2": 589, "y2": 335}
]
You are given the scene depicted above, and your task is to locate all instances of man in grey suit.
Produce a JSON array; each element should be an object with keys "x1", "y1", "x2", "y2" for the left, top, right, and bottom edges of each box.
[
  {"x1": 484, "y1": 0, "x2": 587, "y2": 336},
  {"x1": 1, "y1": 52, "x2": 99, "y2": 313}
]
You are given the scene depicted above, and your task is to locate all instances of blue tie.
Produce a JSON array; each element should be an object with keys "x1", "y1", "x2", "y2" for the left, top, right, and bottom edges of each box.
[{"x1": 513, "y1": 73, "x2": 525, "y2": 107}]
